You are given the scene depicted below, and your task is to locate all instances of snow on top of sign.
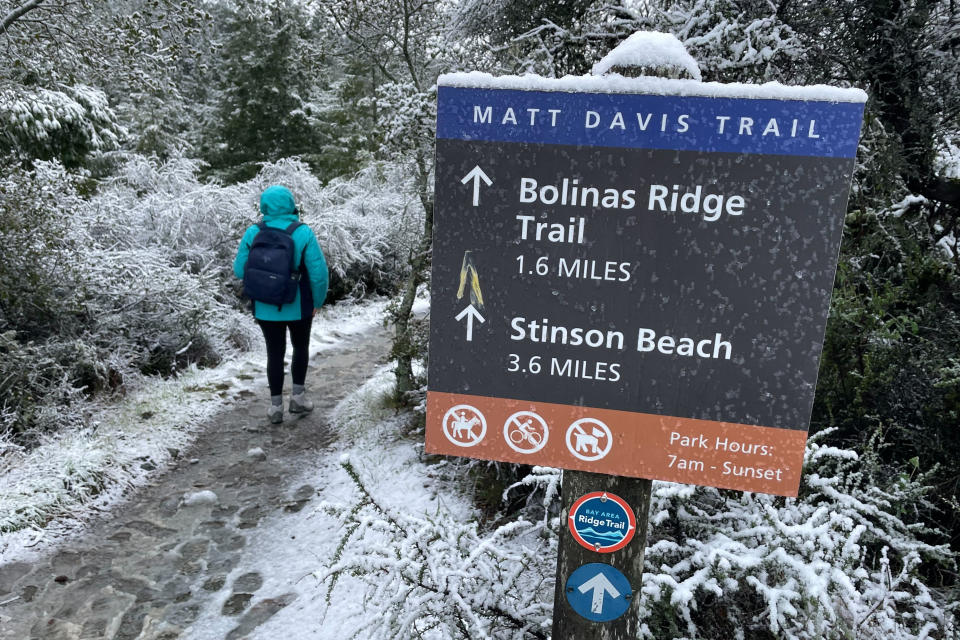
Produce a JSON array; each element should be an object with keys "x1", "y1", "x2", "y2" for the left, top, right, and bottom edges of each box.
[
  {"x1": 438, "y1": 71, "x2": 868, "y2": 104},
  {"x1": 592, "y1": 31, "x2": 702, "y2": 81}
]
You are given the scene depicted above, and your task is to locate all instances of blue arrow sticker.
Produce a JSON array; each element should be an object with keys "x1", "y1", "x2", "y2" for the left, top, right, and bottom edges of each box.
[{"x1": 565, "y1": 563, "x2": 632, "y2": 622}]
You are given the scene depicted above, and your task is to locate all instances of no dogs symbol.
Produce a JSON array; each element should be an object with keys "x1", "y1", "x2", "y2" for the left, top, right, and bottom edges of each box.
[{"x1": 565, "y1": 418, "x2": 612, "y2": 461}]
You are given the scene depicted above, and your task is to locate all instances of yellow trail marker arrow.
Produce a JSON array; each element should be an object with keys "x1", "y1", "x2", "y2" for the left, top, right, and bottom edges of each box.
[{"x1": 456, "y1": 251, "x2": 484, "y2": 309}]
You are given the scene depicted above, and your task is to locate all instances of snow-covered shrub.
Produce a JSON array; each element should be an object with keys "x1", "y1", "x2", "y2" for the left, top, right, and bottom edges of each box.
[
  {"x1": 326, "y1": 432, "x2": 956, "y2": 639},
  {"x1": 0, "y1": 160, "x2": 87, "y2": 339},
  {"x1": 0, "y1": 332, "x2": 88, "y2": 443},
  {"x1": 46, "y1": 153, "x2": 259, "y2": 380},
  {"x1": 94, "y1": 154, "x2": 422, "y2": 302},
  {"x1": 635, "y1": 435, "x2": 956, "y2": 639},
  {"x1": 0, "y1": 161, "x2": 95, "y2": 442},
  {"x1": 373, "y1": 82, "x2": 438, "y2": 153},
  {"x1": 0, "y1": 83, "x2": 125, "y2": 167},
  {"x1": 255, "y1": 158, "x2": 422, "y2": 300},
  {"x1": 655, "y1": 0, "x2": 804, "y2": 82},
  {"x1": 90, "y1": 152, "x2": 251, "y2": 271},
  {"x1": 77, "y1": 247, "x2": 245, "y2": 376},
  {"x1": 0, "y1": 155, "x2": 253, "y2": 444},
  {"x1": 318, "y1": 456, "x2": 554, "y2": 640}
]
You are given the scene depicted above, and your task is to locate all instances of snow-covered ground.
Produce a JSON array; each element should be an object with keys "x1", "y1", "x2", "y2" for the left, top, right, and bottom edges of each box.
[
  {"x1": 183, "y1": 359, "x2": 479, "y2": 639},
  {"x1": 0, "y1": 298, "x2": 390, "y2": 564}
]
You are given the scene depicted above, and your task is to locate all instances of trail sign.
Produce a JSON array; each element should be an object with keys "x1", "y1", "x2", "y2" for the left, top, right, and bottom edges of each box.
[{"x1": 426, "y1": 72, "x2": 866, "y2": 497}]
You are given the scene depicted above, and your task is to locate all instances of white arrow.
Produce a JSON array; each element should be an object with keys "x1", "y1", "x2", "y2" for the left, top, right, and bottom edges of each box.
[
  {"x1": 460, "y1": 166, "x2": 493, "y2": 206},
  {"x1": 578, "y1": 572, "x2": 621, "y2": 614},
  {"x1": 455, "y1": 304, "x2": 485, "y2": 341}
]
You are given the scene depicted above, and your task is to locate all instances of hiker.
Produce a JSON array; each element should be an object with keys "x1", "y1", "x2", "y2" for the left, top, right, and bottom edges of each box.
[{"x1": 233, "y1": 185, "x2": 329, "y2": 424}]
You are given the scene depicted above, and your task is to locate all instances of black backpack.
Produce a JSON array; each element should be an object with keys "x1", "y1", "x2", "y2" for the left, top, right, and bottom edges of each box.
[{"x1": 242, "y1": 221, "x2": 304, "y2": 309}]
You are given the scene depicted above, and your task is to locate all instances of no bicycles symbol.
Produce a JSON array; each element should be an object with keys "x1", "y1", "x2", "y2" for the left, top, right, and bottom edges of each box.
[
  {"x1": 503, "y1": 411, "x2": 548, "y2": 454},
  {"x1": 442, "y1": 404, "x2": 487, "y2": 447}
]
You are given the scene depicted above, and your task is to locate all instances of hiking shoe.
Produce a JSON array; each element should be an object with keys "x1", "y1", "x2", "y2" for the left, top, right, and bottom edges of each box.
[
  {"x1": 267, "y1": 404, "x2": 283, "y2": 424},
  {"x1": 289, "y1": 393, "x2": 314, "y2": 414}
]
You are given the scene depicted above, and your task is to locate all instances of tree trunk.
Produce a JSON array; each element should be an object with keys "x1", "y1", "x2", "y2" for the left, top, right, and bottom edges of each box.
[{"x1": 393, "y1": 151, "x2": 434, "y2": 399}]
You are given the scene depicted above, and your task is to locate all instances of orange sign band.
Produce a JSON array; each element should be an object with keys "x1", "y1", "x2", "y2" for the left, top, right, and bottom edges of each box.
[{"x1": 426, "y1": 391, "x2": 807, "y2": 497}]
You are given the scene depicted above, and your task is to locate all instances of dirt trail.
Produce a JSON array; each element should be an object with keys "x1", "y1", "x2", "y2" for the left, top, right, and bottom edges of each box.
[{"x1": 0, "y1": 323, "x2": 391, "y2": 640}]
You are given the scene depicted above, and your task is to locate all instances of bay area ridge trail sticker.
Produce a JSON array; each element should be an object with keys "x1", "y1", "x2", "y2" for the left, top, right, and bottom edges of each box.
[{"x1": 568, "y1": 491, "x2": 637, "y2": 553}]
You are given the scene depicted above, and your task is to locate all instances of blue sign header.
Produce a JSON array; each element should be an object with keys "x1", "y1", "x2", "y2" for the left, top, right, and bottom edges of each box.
[{"x1": 437, "y1": 86, "x2": 864, "y2": 158}]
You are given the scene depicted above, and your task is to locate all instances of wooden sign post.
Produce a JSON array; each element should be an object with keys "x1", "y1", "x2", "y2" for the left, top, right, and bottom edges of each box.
[{"x1": 552, "y1": 473, "x2": 651, "y2": 639}]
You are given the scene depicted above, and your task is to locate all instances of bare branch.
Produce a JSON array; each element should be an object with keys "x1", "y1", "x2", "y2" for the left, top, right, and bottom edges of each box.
[
  {"x1": 400, "y1": 0, "x2": 422, "y2": 92},
  {"x1": 0, "y1": 0, "x2": 45, "y2": 34}
]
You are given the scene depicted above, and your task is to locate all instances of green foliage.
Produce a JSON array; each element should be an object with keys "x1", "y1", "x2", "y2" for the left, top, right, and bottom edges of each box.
[
  {"x1": 307, "y1": 61, "x2": 380, "y2": 179},
  {"x1": 781, "y1": 0, "x2": 959, "y2": 198},
  {"x1": 814, "y1": 202, "x2": 960, "y2": 538},
  {"x1": 203, "y1": 0, "x2": 327, "y2": 181},
  {"x1": 0, "y1": 332, "x2": 105, "y2": 443},
  {"x1": 0, "y1": 160, "x2": 87, "y2": 338},
  {"x1": 455, "y1": 0, "x2": 605, "y2": 77},
  {"x1": 0, "y1": 84, "x2": 126, "y2": 168}
]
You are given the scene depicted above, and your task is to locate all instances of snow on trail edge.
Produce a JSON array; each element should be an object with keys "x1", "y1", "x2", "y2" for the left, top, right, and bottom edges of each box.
[
  {"x1": 184, "y1": 358, "x2": 474, "y2": 640},
  {"x1": 0, "y1": 298, "x2": 389, "y2": 563}
]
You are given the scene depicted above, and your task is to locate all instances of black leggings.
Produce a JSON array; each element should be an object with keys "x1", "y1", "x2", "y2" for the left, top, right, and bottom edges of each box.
[{"x1": 257, "y1": 318, "x2": 312, "y2": 396}]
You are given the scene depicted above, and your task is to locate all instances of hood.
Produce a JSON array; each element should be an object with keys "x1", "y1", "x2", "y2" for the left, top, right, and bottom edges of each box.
[{"x1": 259, "y1": 185, "x2": 297, "y2": 221}]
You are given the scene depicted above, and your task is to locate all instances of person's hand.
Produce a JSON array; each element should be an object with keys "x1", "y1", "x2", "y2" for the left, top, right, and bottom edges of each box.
[{"x1": 312, "y1": 307, "x2": 321, "y2": 317}]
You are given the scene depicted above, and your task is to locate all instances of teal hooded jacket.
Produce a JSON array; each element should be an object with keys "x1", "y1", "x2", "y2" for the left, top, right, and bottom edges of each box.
[{"x1": 233, "y1": 185, "x2": 329, "y2": 322}]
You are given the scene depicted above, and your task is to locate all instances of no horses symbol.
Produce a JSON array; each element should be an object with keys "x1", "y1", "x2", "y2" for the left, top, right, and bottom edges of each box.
[{"x1": 442, "y1": 404, "x2": 487, "y2": 447}]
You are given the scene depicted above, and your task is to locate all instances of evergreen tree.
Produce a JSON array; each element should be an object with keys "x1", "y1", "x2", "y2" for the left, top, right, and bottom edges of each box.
[
  {"x1": 320, "y1": 0, "x2": 467, "y2": 398},
  {"x1": 204, "y1": 0, "x2": 324, "y2": 182},
  {"x1": 307, "y1": 55, "x2": 382, "y2": 179}
]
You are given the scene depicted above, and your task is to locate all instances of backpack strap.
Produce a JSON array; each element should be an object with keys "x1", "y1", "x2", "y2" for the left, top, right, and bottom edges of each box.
[{"x1": 284, "y1": 221, "x2": 308, "y2": 277}]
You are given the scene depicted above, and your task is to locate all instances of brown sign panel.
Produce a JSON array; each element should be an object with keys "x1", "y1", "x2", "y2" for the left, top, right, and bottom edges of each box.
[{"x1": 426, "y1": 76, "x2": 865, "y2": 496}]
